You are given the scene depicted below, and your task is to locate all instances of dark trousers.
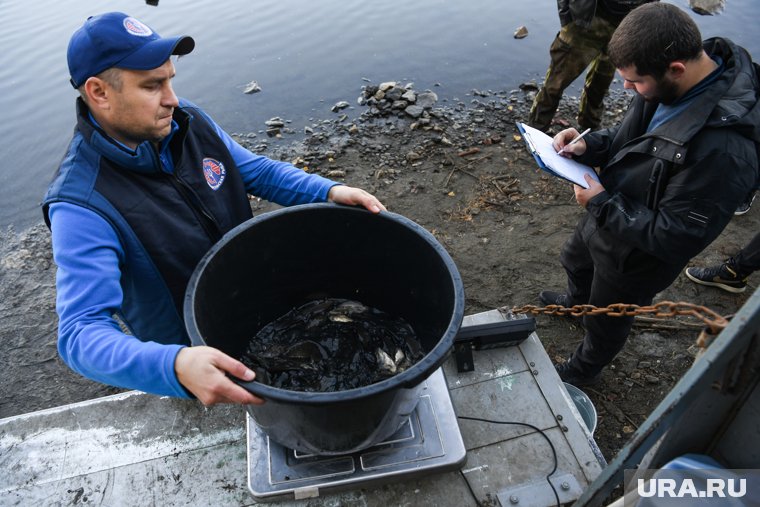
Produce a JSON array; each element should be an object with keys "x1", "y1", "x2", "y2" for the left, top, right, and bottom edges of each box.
[
  {"x1": 559, "y1": 217, "x2": 683, "y2": 376},
  {"x1": 732, "y1": 231, "x2": 760, "y2": 276}
]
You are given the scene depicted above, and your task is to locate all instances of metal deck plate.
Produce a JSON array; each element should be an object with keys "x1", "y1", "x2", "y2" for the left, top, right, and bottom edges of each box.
[{"x1": 247, "y1": 368, "x2": 466, "y2": 502}]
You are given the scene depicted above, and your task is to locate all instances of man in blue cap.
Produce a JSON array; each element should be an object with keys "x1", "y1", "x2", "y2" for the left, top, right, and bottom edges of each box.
[{"x1": 44, "y1": 12, "x2": 386, "y2": 406}]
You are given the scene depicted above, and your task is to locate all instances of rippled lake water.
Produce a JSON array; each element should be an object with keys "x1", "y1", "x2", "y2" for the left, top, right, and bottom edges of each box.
[{"x1": 0, "y1": 0, "x2": 756, "y2": 230}]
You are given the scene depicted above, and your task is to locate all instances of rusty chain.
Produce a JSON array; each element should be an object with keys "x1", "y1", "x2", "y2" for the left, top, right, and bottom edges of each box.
[{"x1": 510, "y1": 301, "x2": 729, "y2": 335}]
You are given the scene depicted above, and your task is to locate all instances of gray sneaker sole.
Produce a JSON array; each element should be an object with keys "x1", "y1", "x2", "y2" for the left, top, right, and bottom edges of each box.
[
  {"x1": 685, "y1": 269, "x2": 746, "y2": 293},
  {"x1": 734, "y1": 194, "x2": 756, "y2": 216}
]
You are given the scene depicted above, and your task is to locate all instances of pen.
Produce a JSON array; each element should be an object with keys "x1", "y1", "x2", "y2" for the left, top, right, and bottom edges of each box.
[{"x1": 559, "y1": 127, "x2": 591, "y2": 154}]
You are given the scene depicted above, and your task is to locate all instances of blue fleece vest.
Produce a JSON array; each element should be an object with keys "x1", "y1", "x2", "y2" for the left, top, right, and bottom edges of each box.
[{"x1": 43, "y1": 99, "x2": 253, "y2": 344}]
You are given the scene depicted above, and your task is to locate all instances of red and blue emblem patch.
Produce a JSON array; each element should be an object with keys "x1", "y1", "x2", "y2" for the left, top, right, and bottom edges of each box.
[
  {"x1": 123, "y1": 17, "x2": 153, "y2": 37},
  {"x1": 202, "y1": 158, "x2": 226, "y2": 191}
]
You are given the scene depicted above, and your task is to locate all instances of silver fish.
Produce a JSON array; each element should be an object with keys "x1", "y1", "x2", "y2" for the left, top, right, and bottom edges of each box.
[
  {"x1": 328, "y1": 300, "x2": 369, "y2": 323},
  {"x1": 376, "y1": 348, "x2": 397, "y2": 374}
]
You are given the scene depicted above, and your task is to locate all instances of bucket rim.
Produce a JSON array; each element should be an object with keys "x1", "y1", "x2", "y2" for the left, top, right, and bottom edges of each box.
[
  {"x1": 183, "y1": 202, "x2": 465, "y2": 405},
  {"x1": 563, "y1": 382, "x2": 598, "y2": 434}
]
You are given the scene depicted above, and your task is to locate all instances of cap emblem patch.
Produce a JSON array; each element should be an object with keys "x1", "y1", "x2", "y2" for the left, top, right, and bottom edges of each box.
[
  {"x1": 123, "y1": 17, "x2": 153, "y2": 37},
  {"x1": 203, "y1": 158, "x2": 226, "y2": 190}
]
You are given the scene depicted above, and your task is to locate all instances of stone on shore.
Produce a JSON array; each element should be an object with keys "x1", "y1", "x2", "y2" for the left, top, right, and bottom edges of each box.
[
  {"x1": 404, "y1": 105, "x2": 424, "y2": 118},
  {"x1": 416, "y1": 91, "x2": 438, "y2": 109},
  {"x1": 243, "y1": 80, "x2": 262, "y2": 94},
  {"x1": 513, "y1": 25, "x2": 528, "y2": 39},
  {"x1": 331, "y1": 101, "x2": 350, "y2": 112}
]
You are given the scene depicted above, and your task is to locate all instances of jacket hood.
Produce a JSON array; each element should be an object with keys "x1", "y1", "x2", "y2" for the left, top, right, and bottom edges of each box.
[
  {"x1": 704, "y1": 38, "x2": 760, "y2": 145},
  {"x1": 662, "y1": 38, "x2": 760, "y2": 146}
]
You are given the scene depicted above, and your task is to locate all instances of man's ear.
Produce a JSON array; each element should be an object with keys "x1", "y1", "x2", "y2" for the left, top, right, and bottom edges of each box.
[
  {"x1": 83, "y1": 77, "x2": 110, "y2": 110},
  {"x1": 667, "y1": 61, "x2": 687, "y2": 79}
]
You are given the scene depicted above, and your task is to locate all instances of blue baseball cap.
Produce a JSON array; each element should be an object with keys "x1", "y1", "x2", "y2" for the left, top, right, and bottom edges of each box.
[{"x1": 67, "y1": 12, "x2": 195, "y2": 89}]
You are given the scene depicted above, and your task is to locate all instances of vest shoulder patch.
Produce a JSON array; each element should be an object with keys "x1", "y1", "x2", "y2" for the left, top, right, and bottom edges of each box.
[{"x1": 202, "y1": 157, "x2": 226, "y2": 190}]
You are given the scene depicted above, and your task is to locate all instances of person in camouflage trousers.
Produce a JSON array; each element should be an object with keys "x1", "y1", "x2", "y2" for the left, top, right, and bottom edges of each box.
[{"x1": 528, "y1": 0, "x2": 657, "y2": 132}]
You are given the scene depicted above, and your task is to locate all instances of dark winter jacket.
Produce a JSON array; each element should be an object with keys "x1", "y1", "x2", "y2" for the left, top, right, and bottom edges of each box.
[{"x1": 577, "y1": 38, "x2": 760, "y2": 277}]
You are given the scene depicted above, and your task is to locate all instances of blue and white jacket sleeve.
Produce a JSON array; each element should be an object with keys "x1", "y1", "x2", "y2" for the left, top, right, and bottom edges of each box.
[
  {"x1": 49, "y1": 202, "x2": 190, "y2": 398},
  {"x1": 197, "y1": 107, "x2": 340, "y2": 203}
]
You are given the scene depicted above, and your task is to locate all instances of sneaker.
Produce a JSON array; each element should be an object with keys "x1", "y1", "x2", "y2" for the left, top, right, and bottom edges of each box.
[
  {"x1": 685, "y1": 264, "x2": 747, "y2": 293},
  {"x1": 735, "y1": 192, "x2": 756, "y2": 216},
  {"x1": 555, "y1": 361, "x2": 601, "y2": 387},
  {"x1": 539, "y1": 290, "x2": 570, "y2": 307}
]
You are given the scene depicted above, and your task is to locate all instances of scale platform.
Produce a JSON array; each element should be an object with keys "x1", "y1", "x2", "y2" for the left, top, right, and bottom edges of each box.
[{"x1": 247, "y1": 368, "x2": 466, "y2": 502}]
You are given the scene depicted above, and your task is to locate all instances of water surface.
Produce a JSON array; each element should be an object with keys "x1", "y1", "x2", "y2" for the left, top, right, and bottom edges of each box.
[{"x1": 0, "y1": 0, "x2": 756, "y2": 230}]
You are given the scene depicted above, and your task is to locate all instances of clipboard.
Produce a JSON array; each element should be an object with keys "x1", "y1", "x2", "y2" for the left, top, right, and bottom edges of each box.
[{"x1": 516, "y1": 122, "x2": 599, "y2": 189}]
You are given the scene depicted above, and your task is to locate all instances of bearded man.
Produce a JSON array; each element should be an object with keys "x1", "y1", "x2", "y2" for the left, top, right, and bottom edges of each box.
[{"x1": 541, "y1": 3, "x2": 759, "y2": 386}]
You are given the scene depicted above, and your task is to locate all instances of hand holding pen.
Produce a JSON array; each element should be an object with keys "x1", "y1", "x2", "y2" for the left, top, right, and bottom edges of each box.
[{"x1": 554, "y1": 127, "x2": 591, "y2": 158}]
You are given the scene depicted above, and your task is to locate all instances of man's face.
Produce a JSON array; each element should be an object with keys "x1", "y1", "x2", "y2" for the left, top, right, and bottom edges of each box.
[
  {"x1": 99, "y1": 59, "x2": 179, "y2": 149},
  {"x1": 618, "y1": 66, "x2": 681, "y2": 105}
]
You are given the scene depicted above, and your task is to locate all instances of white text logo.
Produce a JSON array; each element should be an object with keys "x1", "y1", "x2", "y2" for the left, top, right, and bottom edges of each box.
[{"x1": 637, "y1": 478, "x2": 747, "y2": 498}]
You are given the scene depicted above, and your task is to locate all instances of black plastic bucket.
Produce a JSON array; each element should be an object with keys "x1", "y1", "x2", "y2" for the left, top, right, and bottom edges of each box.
[{"x1": 184, "y1": 203, "x2": 464, "y2": 455}]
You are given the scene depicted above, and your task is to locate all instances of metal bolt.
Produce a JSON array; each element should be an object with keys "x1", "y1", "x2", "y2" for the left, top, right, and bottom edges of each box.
[
  {"x1": 529, "y1": 362, "x2": 535, "y2": 367},
  {"x1": 561, "y1": 425, "x2": 569, "y2": 432},
  {"x1": 561, "y1": 482, "x2": 570, "y2": 491},
  {"x1": 510, "y1": 494, "x2": 520, "y2": 504},
  {"x1": 532, "y1": 369, "x2": 538, "y2": 375},
  {"x1": 556, "y1": 414, "x2": 563, "y2": 421}
]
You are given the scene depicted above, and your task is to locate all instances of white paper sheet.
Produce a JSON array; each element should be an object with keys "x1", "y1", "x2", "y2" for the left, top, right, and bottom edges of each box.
[{"x1": 518, "y1": 122, "x2": 600, "y2": 189}]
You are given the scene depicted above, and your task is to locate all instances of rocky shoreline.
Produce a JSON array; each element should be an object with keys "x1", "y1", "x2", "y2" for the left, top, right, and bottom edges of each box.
[{"x1": 231, "y1": 79, "x2": 632, "y2": 180}]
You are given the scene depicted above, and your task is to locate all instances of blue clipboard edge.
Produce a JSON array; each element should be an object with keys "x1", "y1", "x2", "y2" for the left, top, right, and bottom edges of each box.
[
  {"x1": 515, "y1": 121, "x2": 589, "y2": 188},
  {"x1": 516, "y1": 122, "x2": 550, "y2": 172}
]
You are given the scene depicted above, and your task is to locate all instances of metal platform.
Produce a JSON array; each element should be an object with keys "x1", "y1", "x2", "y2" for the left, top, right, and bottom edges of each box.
[
  {"x1": 248, "y1": 368, "x2": 466, "y2": 501},
  {"x1": 0, "y1": 309, "x2": 605, "y2": 506}
]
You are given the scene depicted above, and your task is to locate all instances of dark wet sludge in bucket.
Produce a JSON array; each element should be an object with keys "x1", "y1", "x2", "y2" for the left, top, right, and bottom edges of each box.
[{"x1": 240, "y1": 298, "x2": 425, "y2": 392}]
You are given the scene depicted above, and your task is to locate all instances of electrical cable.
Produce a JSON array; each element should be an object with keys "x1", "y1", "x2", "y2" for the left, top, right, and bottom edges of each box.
[
  {"x1": 459, "y1": 469, "x2": 483, "y2": 507},
  {"x1": 457, "y1": 415, "x2": 561, "y2": 507}
]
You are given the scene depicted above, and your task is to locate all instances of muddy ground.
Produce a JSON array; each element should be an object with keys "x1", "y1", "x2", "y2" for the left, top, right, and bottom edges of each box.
[{"x1": 1, "y1": 85, "x2": 757, "y2": 466}]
